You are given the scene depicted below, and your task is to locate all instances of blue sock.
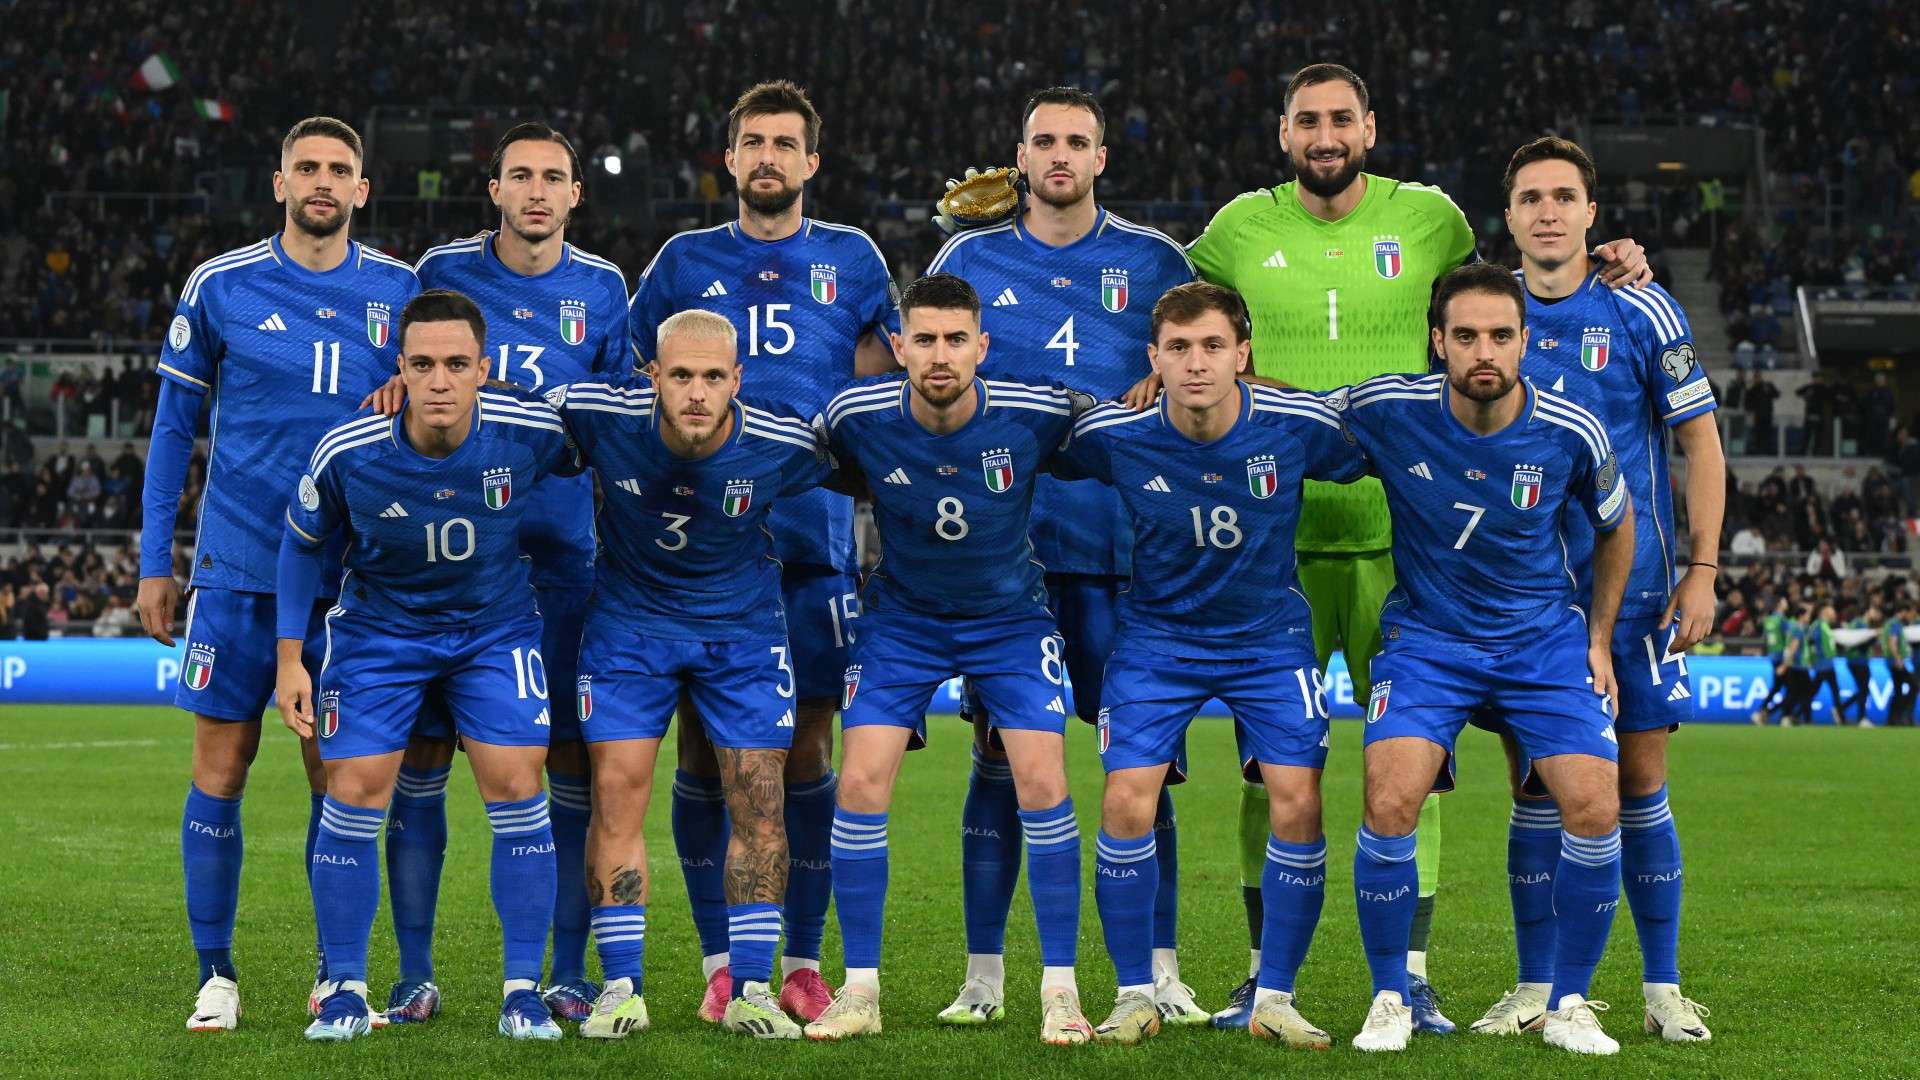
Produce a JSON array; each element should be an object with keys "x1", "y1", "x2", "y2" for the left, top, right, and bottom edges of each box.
[
  {"x1": 182, "y1": 786, "x2": 243, "y2": 984},
  {"x1": 671, "y1": 771, "x2": 731, "y2": 959},
  {"x1": 1508, "y1": 796, "x2": 1560, "y2": 984},
  {"x1": 311, "y1": 796, "x2": 385, "y2": 985},
  {"x1": 590, "y1": 904, "x2": 646, "y2": 990},
  {"x1": 829, "y1": 808, "x2": 888, "y2": 969},
  {"x1": 1353, "y1": 826, "x2": 1418, "y2": 1000},
  {"x1": 387, "y1": 764, "x2": 449, "y2": 982},
  {"x1": 1552, "y1": 828, "x2": 1623, "y2": 1006},
  {"x1": 546, "y1": 770, "x2": 592, "y2": 983},
  {"x1": 306, "y1": 790, "x2": 324, "y2": 975},
  {"x1": 728, "y1": 902, "x2": 783, "y2": 996},
  {"x1": 1619, "y1": 787, "x2": 1682, "y2": 984},
  {"x1": 1259, "y1": 835, "x2": 1326, "y2": 994},
  {"x1": 1094, "y1": 830, "x2": 1157, "y2": 987},
  {"x1": 487, "y1": 794, "x2": 557, "y2": 984},
  {"x1": 1152, "y1": 788, "x2": 1179, "y2": 951},
  {"x1": 1019, "y1": 798, "x2": 1081, "y2": 969},
  {"x1": 960, "y1": 749, "x2": 1020, "y2": 955},
  {"x1": 782, "y1": 771, "x2": 836, "y2": 964}
]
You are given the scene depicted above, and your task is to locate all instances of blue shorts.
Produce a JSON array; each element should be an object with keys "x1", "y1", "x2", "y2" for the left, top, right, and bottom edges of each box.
[
  {"x1": 575, "y1": 620, "x2": 796, "y2": 750},
  {"x1": 537, "y1": 585, "x2": 591, "y2": 743},
  {"x1": 176, "y1": 588, "x2": 329, "y2": 722},
  {"x1": 1367, "y1": 609, "x2": 1617, "y2": 786},
  {"x1": 1611, "y1": 613, "x2": 1694, "y2": 735},
  {"x1": 784, "y1": 568, "x2": 861, "y2": 703},
  {"x1": 316, "y1": 609, "x2": 555, "y2": 760},
  {"x1": 1099, "y1": 643, "x2": 1329, "y2": 776},
  {"x1": 843, "y1": 607, "x2": 1067, "y2": 748}
]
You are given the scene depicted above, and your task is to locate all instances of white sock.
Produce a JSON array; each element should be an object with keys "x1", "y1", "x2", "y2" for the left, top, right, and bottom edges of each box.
[
  {"x1": 844, "y1": 967, "x2": 880, "y2": 994},
  {"x1": 1407, "y1": 949, "x2": 1428, "y2": 980},
  {"x1": 604, "y1": 976, "x2": 633, "y2": 996},
  {"x1": 965, "y1": 952, "x2": 1006, "y2": 990},
  {"x1": 1253, "y1": 986, "x2": 1289, "y2": 1009},
  {"x1": 741, "y1": 979, "x2": 771, "y2": 997},
  {"x1": 503, "y1": 978, "x2": 536, "y2": 997},
  {"x1": 701, "y1": 952, "x2": 730, "y2": 981},
  {"x1": 1041, "y1": 966, "x2": 1077, "y2": 996},
  {"x1": 1119, "y1": 982, "x2": 1153, "y2": 999},
  {"x1": 781, "y1": 956, "x2": 820, "y2": 979},
  {"x1": 1151, "y1": 948, "x2": 1179, "y2": 983},
  {"x1": 1247, "y1": 948, "x2": 1262, "y2": 980},
  {"x1": 1644, "y1": 981, "x2": 1679, "y2": 1004},
  {"x1": 1520, "y1": 981, "x2": 1551, "y2": 1000},
  {"x1": 333, "y1": 979, "x2": 369, "y2": 999}
]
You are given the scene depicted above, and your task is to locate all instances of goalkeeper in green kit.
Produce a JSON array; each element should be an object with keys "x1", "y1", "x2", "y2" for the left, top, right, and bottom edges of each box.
[{"x1": 1131, "y1": 63, "x2": 1651, "y2": 1032}]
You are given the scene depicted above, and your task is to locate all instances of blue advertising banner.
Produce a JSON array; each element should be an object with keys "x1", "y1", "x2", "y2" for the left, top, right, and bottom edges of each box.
[{"x1": 0, "y1": 640, "x2": 1897, "y2": 724}]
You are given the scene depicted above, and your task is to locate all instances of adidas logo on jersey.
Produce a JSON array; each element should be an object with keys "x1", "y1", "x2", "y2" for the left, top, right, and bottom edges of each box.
[
  {"x1": 1262, "y1": 249, "x2": 1288, "y2": 268},
  {"x1": 991, "y1": 288, "x2": 1019, "y2": 307},
  {"x1": 257, "y1": 313, "x2": 287, "y2": 331},
  {"x1": 378, "y1": 502, "x2": 408, "y2": 519},
  {"x1": 613, "y1": 478, "x2": 643, "y2": 496},
  {"x1": 883, "y1": 468, "x2": 911, "y2": 485},
  {"x1": 1408, "y1": 462, "x2": 1433, "y2": 479},
  {"x1": 1667, "y1": 682, "x2": 1692, "y2": 702},
  {"x1": 701, "y1": 280, "x2": 728, "y2": 298},
  {"x1": 1142, "y1": 475, "x2": 1171, "y2": 492}
]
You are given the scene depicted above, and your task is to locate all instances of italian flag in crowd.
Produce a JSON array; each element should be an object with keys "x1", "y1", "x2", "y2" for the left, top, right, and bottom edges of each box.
[
  {"x1": 129, "y1": 53, "x2": 180, "y2": 92},
  {"x1": 194, "y1": 99, "x2": 237, "y2": 122}
]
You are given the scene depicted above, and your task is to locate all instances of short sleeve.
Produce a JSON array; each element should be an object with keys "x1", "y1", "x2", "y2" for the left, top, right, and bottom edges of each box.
[
  {"x1": 1051, "y1": 410, "x2": 1116, "y2": 483},
  {"x1": 1186, "y1": 201, "x2": 1242, "y2": 288},
  {"x1": 1577, "y1": 431, "x2": 1628, "y2": 532},
  {"x1": 285, "y1": 443, "x2": 346, "y2": 547},
  {"x1": 858, "y1": 242, "x2": 901, "y2": 339},
  {"x1": 776, "y1": 427, "x2": 834, "y2": 497},
  {"x1": 157, "y1": 290, "x2": 221, "y2": 392},
  {"x1": 1296, "y1": 411, "x2": 1367, "y2": 484},
  {"x1": 1619, "y1": 285, "x2": 1715, "y2": 425},
  {"x1": 595, "y1": 275, "x2": 634, "y2": 376},
  {"x1": 1319, "y1": 385, "x2": 1378, "y2": 474},
  {"x1": 628, "y1": 255, "x2": 677, "y2": 366}
]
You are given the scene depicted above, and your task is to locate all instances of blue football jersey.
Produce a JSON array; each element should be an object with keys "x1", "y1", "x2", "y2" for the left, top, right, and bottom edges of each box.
[
  {"x1": 1054, "y1": 383, "x2": 1364, "y2": 661},
  {"x1": 1517, "y1": 271, "x2": 1714, "y2": 619},
  {"x1": 546, "y1": 380, "x2": 832, "y2": 642},
  {"x1": 1336, "y1": 373, "x2": 1627, "y2": 645},
  {"x1": 929, "y1": 209, "x2": 1195, "y2": 576},
  {"x1": 285, "y1": 389, "x2": 577, "y2": 628},
  {"x1": 415, "y1": 233, "x2": 631, "y2": 588},
  {"x1": 629, "y1": 218, "x2": 899, "y2": 574},
  {"x1": 824, "y1": 377, "x2": 1079, "y2": 618},
  {"x1": 156, "y1": 236, "x2": 420, "y2": 593}
]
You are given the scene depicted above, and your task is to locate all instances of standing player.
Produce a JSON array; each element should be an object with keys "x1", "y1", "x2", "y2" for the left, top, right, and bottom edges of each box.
[
  {"x1": 1056, "y1": 284, "x2": 1362, "y2": 1048},
  {"x1": 804, "y1": 274, "x2": 1091, "y2": 1045},
  {"x1": 275, "y1": 290, "x2": 578, "y2": 1041},
  {"x1": 1338, "y1": 264, "x2": 1635, "y2": 1055},
  {"x1": 1166, "y1": 62, "x2": 1649, "y2": 1030},
  {"x1": 398, "y1": 122, "x2": 632, "y2": 1023},
  {"x1": 924, "y1": 87, "x2": 1202, "y2": 1025},
  {"x1": 548, "y1": 311, "x2": 834, "y2": 1041},
  {"x1": 135, "y1": 116, "x2": 419, "y2": 1031},
  {"x1": 1485, "y1": 136, "x2": 1721, "y2": 1042},
  {"x1": 627, "y1": 80, "x2": 898, "y2": 1022}
]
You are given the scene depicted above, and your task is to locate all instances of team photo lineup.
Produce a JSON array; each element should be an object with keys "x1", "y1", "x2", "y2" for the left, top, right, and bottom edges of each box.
[{"x1": 132, "y1": 62, "x2": 1744, "y2": 1059}]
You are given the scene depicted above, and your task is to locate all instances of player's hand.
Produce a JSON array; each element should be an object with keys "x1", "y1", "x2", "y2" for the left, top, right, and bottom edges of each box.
[
  {"x1": 136, "y1": 575, "x2": 180, "y2": 646},
  {"x1": 275, "y1": 649, "x2": 314, "y2": 738},
  {"x1": 1588, "y1": 645, "x2": 1619, "y2": 718},
  {"x1": 1660, "y1": 565, "x2": 1717, "y2": 652},
  {"x1": 1593, "y1": 237, "x2": 1654, "y2": 289},
  {"x1": 1122, "y1": 371, "x2": 1162, "y2": 410},
  {"x1": 358, "y1": 374, "x2": 406, "y2": 416}
]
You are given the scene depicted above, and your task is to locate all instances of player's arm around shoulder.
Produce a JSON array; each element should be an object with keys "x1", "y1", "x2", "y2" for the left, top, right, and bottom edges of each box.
[
  {"x1": 1050, "y1": 399, "x2": 1139, "y2": 483},
  {"x1": 1247, "y1": 384, "x2": 1367, "y2": 484},
  {"x1": 741, "y1": 401, "x2": 838, "y2": 497}
]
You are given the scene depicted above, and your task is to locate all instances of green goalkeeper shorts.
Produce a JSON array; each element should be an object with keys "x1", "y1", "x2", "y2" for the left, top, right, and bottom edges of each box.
[{"x1": 1297, "y1": 549, "x2": 1396, "y2": 700}]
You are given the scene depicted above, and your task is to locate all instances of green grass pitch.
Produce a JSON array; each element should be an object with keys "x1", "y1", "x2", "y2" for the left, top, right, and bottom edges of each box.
[{"x1": 4, "y1": 706, "x2": 1915, "y2": 1078}]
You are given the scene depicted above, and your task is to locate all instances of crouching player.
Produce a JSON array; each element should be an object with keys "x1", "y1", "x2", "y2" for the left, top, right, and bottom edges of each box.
[
  {"x1": 1057, "y1": 283, "x2": 1363, "y2": 1047},
  {"x1": 545, "y1": 310, "x2": 833, "y2": 1040},
  {"x1": 1336, "y1": 264, "x2": 1635, "y2": 1055},
  {"x1": 275, "y1": 290, "x2": 579, "y2": 1041}
]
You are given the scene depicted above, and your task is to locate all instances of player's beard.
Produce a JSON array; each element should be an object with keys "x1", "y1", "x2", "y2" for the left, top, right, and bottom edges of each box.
[
  {"x1": 666, "y1": 409, "x2": 721, "y2": 450},
  {"x1": 289, "y1": 198, "x2": 350, "y2": 238},
  {"x1": 740, "y1": 170, "x2": 803, "y2": 216},
  {"x1": 506, "y1": 203, "x2": 569, "y2": 243},
  {"x1": 912, "y1": 368, "x2": 969, "y2": 409},
  {"x1": 1030, "y1": 169, "x2": 1093, "y2": 211},
  {"x1": 1448, "y1": 364, "x2": 1517, "y2": 402},
  {"x1": 1294, "y1": 145, "x2": 1366, "y2": 199}
]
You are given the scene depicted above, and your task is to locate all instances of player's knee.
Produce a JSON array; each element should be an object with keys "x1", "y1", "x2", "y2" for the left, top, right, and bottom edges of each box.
[
  {"x1": 784, "y1": 702, "x2": 834, "y2": 782},
  {"x1": 1265, "y1": 782, "x2": 1322, "y2": 840},
  {"x1": 546, "y1": 738, "x2": 590, "y2": 776},
  {"x1": 1011, "y1": 770, "x2": 1068, "y2": 811},
  {"x1": 403, "y1": 735, "x2": 456, "y2": 772},
  {"x1": 1615, "y1": 731, "x2": 1668, "y2": 797},
  {"x1": 1558, "y1": 786, "x2": 1620, "y2": 835},
  {"x1": 677, "y1": 726, "x2": 719, "y2": 775},
  {"x1": 835, "y1": 763, "x2": 893, "y2": 813},
  {"x1": 1100, "y1": 783, "x2": 1156, "y2": 837}
]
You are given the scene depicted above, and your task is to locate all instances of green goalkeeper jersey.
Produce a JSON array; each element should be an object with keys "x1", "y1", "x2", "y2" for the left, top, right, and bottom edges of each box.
[{"x1": 1188, "y1": 173, "x2": 1474, "y2": 553}]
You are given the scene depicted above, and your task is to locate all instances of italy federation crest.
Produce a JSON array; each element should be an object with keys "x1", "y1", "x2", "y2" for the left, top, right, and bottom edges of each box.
[
  {"x1": 1100, "y1": 268, "x2": 1129, "y2": 313},
  {"x1": 1373, "y1": 237, "x2": 1403, "y2": 280},
  {"x1": 1511, "y1": 464, "x2": 1544, "y2": 510},
  {"x1": 1247, "y1": 454, "x2": 1278, "y2": 499},
  {"x1": 1580, "y1": 328, "x2": 1611, "y2": 371},
  {"x1": 366, "y1": 302, "x2": 391, "y2": 347},
  {"x1": 982, "y1": 449, "x2": 1014, "y2": 493},
  {"x1": 559, "y1": 300, "x2": 587, "y2": 345},
  {"x1": 183, "y1": 643, "x2": 216, "y2": 691},
  {"x1": 1096, "y1": 708, "x2": 1111, "y2": 754},
  {"x1": 723, "y1": 479, "x2": 754, "y2": 517},
  {"x1": 576, "y1": 676, "x2": 593, "y2": 722},
  {"x1": 1366, "y1": 681, "x2": 1390, "y2": 723},
  {"x1": 841, "y1": 664, "x2": 862, "y2": 709},
  {"x1": 811, "y1": 263, "x2": 838, "y2": 305},
  {"x1": 483, "y1": 467, "x2": 513, "y2": 510},
  {"x1": 319, "y1": 691, "x2": 340, "y2": 739}
]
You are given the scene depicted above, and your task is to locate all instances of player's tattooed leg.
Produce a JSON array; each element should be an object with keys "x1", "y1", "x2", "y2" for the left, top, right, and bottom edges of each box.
[{"x1": 719, "y1": 747, "x2": 790, "y2": 906}]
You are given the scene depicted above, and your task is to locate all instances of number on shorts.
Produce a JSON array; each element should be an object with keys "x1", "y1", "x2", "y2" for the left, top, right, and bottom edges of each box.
[
  {"x1": 1040, "y1": 633, "x2": 1065, "y2": 685},
  {"x1": 828, "y1": 590, "x2": 861, "y2": 648},
  {"x1": 1642, "y1": 631, "x2": 1689, "y2": 685},
  {"x1": 771, "y1": 645, "x2": 795, "y2": 698},
  {"x1": 509, "y1": 646, "x2": 548, "y2": 701},
  {"x1": 1293, "y1": 666, "x2": 1330, "y2": 719}
]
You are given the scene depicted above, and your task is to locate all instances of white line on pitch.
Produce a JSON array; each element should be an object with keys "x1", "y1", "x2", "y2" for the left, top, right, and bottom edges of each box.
[{"x1": 0, "y1": 738, "x2": 163, "y2": 751}]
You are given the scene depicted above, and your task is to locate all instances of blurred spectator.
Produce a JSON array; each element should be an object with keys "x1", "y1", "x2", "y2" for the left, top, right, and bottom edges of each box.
[{"x1": 1805, "y1": 541, "x2": 1849, "y2": 581}]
